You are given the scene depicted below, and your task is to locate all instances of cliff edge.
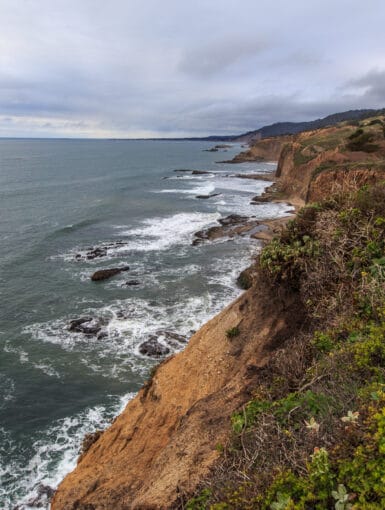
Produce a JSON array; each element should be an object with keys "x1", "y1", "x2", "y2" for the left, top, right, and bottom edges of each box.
[{"x1": 52, "y1": 274, "x2": 303, "y2": 509}]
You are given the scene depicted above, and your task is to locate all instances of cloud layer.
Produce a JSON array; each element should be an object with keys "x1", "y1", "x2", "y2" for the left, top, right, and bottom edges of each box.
[{"x1": 0, "y1": 0, "x2": 384, "y2": 137}]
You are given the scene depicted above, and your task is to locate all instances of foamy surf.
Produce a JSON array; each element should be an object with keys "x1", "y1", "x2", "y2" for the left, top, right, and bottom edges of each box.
[
  {"x1": 0, "y1": 393, "x2": 134, "y2": 510},
  {"x1": 116, "y1": 211, "x2": 221, "y2": 252},
  {"x1": 157, "y1": 182, "x2": 216, "y2": 195}
]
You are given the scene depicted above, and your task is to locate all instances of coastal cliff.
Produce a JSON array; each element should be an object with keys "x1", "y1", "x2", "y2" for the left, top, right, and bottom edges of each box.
[
  {"x1": 53, "y1": 114, "x2": 385, "y2": 509},
  {"x1": 52, "y1": 273, "x2": 303, "y2": 509},
  {"x1": 228, "y1": 135, "x2": 292, "y2": 163}
]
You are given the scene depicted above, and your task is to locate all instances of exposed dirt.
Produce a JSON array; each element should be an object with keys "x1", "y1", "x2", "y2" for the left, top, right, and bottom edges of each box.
[{"x1": 52, "y1": 272, "x2": 305, "y2": 510}]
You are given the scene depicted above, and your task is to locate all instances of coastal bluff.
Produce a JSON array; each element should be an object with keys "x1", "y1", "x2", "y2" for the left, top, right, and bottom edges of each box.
[
  {"x1": 53, "y1": 114, "x2": 385, "y2": 509},
  {"x1": 52, "y1": 272, "x2": 303, "y2": 509}
]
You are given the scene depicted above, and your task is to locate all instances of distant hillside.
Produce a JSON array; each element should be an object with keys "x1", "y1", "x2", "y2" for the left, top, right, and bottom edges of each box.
[{"x1": 232, "y1": 108, "x2": 385, "y2": 143}]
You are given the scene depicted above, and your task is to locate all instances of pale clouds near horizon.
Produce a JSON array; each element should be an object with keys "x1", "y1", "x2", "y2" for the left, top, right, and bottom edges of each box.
[{"x1": 0, "y1": 0, "x2": 384, "y2": 137}]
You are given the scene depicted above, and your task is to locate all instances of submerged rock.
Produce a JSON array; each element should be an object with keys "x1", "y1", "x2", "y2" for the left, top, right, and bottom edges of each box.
[
  {"x1": 75, "y1": 241, "x2": 127, "y2": 261},
  {"x1": 91, "y1": 266, "x2": 130, "y2": 281},
  {"x1": 191, "y1": 170, "x2": 211, "y2": 175},
  {"x1": 85, "y1": 247, "x2": 107, "y2": 260},
  {"x1": 195, "y1": 193, "x2": 221, "y2": 199},
  {"x1": 124, "y1": 280, "x2": 141, "y2": 286},
  {"x1": 19, "y1": 483, "x2": 55, "y2": 508}
]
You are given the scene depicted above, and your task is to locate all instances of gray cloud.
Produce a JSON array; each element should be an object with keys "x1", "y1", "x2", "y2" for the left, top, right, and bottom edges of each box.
[
  {"x1": 0, "y1": 0, "x2": 384, "y2": 137},
  {"x1": 178, "y1": 36, "x2": 268, "y2": 77},
  {"x1": 345, "y1": 69, "x2": 385, "y2": 104}
]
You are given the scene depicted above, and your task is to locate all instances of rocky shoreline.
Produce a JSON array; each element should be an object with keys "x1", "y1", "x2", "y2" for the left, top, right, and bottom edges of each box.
[
  {"x1": 51, "y1": 147, "x2": 298, "y2": 509},
  {"x1": 64, "y1": 171, "x2": 294, "y2": 362}
]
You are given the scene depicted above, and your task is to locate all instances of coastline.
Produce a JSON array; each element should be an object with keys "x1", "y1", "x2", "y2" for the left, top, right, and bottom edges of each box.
[{"x1": 51, "y1": 148, "x2": 299, "y2": 509}]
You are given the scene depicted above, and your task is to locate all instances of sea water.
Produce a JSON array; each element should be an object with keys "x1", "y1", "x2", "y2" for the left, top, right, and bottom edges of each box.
[{"x1": 0, "y1": 139, "x2": 291, "y2": 509}]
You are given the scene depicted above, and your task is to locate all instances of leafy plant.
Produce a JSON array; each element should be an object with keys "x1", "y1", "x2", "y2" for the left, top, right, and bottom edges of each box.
[{"x1": 226, "y1": 326, "x2": 240, "y2": 339}]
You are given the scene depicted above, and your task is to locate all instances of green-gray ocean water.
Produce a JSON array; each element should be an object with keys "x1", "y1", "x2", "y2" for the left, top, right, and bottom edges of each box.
[{"x1": 0, "y1": 139, "x2": 290, "y2": 509}]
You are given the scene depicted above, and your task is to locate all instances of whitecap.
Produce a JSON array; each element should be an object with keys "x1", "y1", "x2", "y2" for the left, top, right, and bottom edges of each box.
[
  {"x1": 116, "y1": 211, "x2": 221, "y2": 252},
  {"x1": 1, "y1": 393, "x2": 134, "y2": 510},
  {"x1": 157, "y1": 182, "x2": 216, "y2": 196}
]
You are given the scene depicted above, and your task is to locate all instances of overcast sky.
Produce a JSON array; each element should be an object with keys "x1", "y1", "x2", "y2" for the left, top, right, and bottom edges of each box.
[{"x1": 1, "y1": 0, "x2": 384, "y2": 138}]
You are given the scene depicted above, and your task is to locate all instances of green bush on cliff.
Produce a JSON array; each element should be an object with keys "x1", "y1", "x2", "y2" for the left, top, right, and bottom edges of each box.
[
  {"x1": 346, "y1": 129, "x2": 379, "y2": 152},
  {"x1": 187, "y1": 183, "x2": 385, "y2": 510}
]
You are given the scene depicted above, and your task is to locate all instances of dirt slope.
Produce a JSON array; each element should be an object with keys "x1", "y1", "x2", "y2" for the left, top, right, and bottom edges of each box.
[
  {"x1": 229, "y1": 135, "x2": 293, "y2": 163},
  {"x1": 52, "y1": 274, "x2": 303, "y2": 510}
]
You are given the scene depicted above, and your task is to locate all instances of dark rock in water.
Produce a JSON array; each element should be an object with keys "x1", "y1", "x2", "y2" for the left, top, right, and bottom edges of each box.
[
  {"x1": 139, "y1": 337, "x2": 171, "y2": 357},
  {"x1": 97, "y1": 331, "x2": 108, "y2": 340},
  {"x1": 191, "y1": 170, "x2": 211, "y2": 175},
  {"x1": 250, "y1": 195, "x2": 271, "y2": 204},
  {"x1": 68, "y1": 317, "x2": 104, "y2": 336},
  {"x1": 91, "y1": 266, "x2": 130, "y2": 281},
  {"x1": 155, "y1": 330, "x2": 188, "y2": 344},
  {"x1": 116, "y1": 310, "x2": 130, "y2": 319},
  {"x1": 218, "y1": 214, "x2": 249, "y2": 226},
  {"x1": 124, "y1": 280, "x2": 140, "y2": 286},
  {"x1": 20, "y1": 483, "x2": 55, "y2": 508},
  {"x1": 173, "y1": 168, "x2": 193, "y2": 172},
  {"x1": 75, "y1": 240, "x2": 127, "y2": 261},
  {"x1": 203, "y1": 147, "x2": 219, "y2": 152},
  {"x1": 192, "y1": 237, "x2": 203, "y2": 246},
  {"x1": 195, "y1": 193, "x2": 221, "y2": 199},
  {"x1": 192, "y1": 214, "x2": 256, "y2": 246},
  {"x1": 68, "y1": 317, "x2": 93, "y2": 332},
  {"x1": 85, "y1": 247, "x2": 108, "y2": 260}
]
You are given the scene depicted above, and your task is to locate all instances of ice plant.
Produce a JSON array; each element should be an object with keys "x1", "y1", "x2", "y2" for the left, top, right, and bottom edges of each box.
[
  {"x1": 341, "y1": 411, "x2": 359, "y2": 424},
  {"x1": 305, "y1": 416, "x2": 320, "y2": 433}
]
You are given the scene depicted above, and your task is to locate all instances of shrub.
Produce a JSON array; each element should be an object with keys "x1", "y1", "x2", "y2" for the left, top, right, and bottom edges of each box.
[
  {"x1": 226, "y1": 326, "x2": 240, "y2": 339},
  {"x1": 346, "y1": 131, "x2": 379, "y2": 152}
]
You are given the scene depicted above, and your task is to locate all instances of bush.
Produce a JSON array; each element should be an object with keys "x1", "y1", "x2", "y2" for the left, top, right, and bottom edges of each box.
[
  {"x1": 346, "y1": 131, "x2": 379, "y2": 152},
  {"x1": 226, "y1": 326, "x2": 240, "y2": 339}
]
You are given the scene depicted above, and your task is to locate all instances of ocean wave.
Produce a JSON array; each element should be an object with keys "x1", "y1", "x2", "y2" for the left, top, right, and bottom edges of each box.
[
  {"x1": 157, "y1": 182, "x2": 216, "y2": 196},
  {"x1": 0, "y1": 393, "x2": 134, "y2": 510},
  {"x1": 116, "y1": 211, "x2": 221, "y2": 252}
]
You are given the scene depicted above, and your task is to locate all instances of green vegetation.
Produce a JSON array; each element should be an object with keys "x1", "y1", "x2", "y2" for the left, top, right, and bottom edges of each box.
[
  {"x1": 346, "y1": 129, "x2": 379, "y2": 152},
  {"x1": 186, "y1": 183, "x2": 385, "y2": 509},
  {"x1": 226, "y1": 326, "x2": 240, "y2": 339}
]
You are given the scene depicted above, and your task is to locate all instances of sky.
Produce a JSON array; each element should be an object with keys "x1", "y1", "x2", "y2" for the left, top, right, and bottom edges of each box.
[{"x1": 0, "y1": 0, "x2": 385, "y2": 138}]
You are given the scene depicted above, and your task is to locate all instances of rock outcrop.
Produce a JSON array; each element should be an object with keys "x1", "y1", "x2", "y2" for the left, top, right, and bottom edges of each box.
[{"x1": 226, "y1": 135, "x2": 293, "y2": 163}]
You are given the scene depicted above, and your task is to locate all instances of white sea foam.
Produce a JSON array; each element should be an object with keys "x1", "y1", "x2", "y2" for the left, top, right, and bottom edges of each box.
[
  {"x1": 0, "y1": 376, "x2": 15, "y2": 408},
  {"x1": 56, "y1": 211, "x2": 222, "y2": 263},
  {"x1": 157, "y1": 182, "x2": 216, "y2": 196},
  {"x1": 167, "y1": 174, "x2": 215, "y2": 180},
  {"x1": 1, "y1": 393, "x2": 134, "y2": 510},
  {"x1": 116, "y1": 211, "x2": 221, "y2": 252}
]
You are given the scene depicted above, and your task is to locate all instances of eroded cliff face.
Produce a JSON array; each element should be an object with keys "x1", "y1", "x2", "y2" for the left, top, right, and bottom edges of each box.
[
  {"x1": 52, "y1": 275, "x2": 304, "y2": 510},
  {"x1": 308, "y1": 167, "x2": 385, "y2": 202},
  {"x1": 230, "y1": 135, "x2": 293, "y2": 163},
  {"x1": 276, "y1": 122, "x2": 385, "y2": 202}
]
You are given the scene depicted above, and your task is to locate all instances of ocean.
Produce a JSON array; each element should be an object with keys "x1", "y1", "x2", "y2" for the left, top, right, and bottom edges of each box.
[{"x1": 0, "y1": 139, "x2": 291, "y2": 509}]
